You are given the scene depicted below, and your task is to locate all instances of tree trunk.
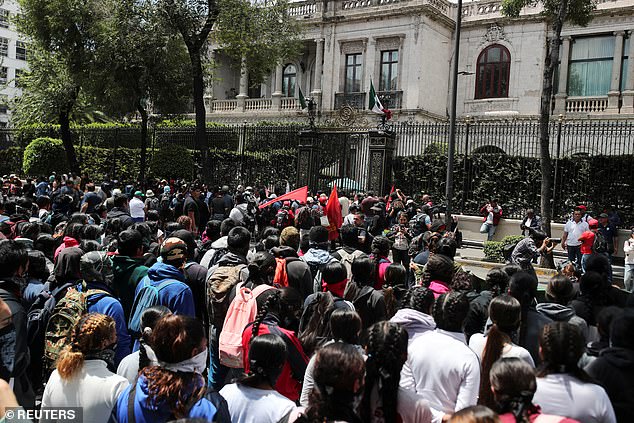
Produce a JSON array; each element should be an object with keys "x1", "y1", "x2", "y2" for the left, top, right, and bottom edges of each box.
[
  {"x1": 138, "y1": 102, "x2": 149, "y2": 186},
  {"x1": 59, "y1": 110, "x2": 80, "y2": 175},
  {"x1": 539, "y1": 6, "x2": 566, "y2": 269},
  {"x1": 190, "y1": 48, "x2": 208, "y2": 170}
]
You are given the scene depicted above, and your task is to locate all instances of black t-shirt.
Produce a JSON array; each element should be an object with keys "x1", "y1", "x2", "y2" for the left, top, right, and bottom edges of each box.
[
  {"x1": 211, "y1": 196, "x2": 226, "y2": 217},
  {"x1": 184, "y1": 196, "x2": 200, "y2": 227},
  {"x1": 196, "y1": 197, "x2": 210, "y2": 228}
]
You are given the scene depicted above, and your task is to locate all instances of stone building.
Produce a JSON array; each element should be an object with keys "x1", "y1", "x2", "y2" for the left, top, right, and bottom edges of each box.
[
  {"x1": 205, "y1": 0, "x2": 634, "y2": 123},
  {"x1": 0, "y1": 0, "x2": 28, "y2": 126}
]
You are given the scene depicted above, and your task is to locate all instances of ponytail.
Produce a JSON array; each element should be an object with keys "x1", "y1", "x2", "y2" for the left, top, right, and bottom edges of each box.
[
  {"x1": 57, "y1": 348, "x2": 84, "y2": 380},
  {"x1": 251, "y1": 290, "x2": 281, "y2": 341},
  {"x1": 478, "y1": 323, "x2": 509, "y2": 408}
]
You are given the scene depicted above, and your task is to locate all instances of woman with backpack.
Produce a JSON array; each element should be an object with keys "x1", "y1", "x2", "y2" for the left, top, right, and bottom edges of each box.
[
  {"x1": 114, "y1": 314, "x2": 218, "y2": 422},
  {"x1": 221, "y1": 334, "x2": 297, "y2": 422},
  {"x1": 242, "y1": 288, "x2": 308, "y2": 402},
  {"x1": 370, "y1": 236, "x2": 392, "y2": 289},
  {"x1": 343, "y1": 257, "x2": 387, "y2": 330},
  {"x1": 42, "y1": 313, "x2": 129, "y2": 423}
]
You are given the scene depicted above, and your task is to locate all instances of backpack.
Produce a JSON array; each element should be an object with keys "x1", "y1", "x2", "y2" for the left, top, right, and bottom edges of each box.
[
  {"x1": 44, "y1": 287, "x2": 110, "y2": 370},
  {"x1": 301, "y1": 259, "x2": 330, "y2": 294},
  {"x1": 206, "y1": 264, "x2": 247, "y2": 330},
  {"x1": 207, "y1": 247, "x2": 230, "y2": 269},
  {"x1": 147, "y1": 197, "x2": 160, "y2": 211},
  {"x1": 337, "y1": 249, "x2": 367, "y2": 281},
  {"x1": 503, "y1": 242, "x2": 518, "y2": 263},
  {"x1": 273, "y1": 258, "x2": 290, "y2": 287},
  {"x1": 218, "y1": 282, "x2": 273, "y2": 368},
  {"x1": 592, "y1": 231, "x2": 608, "y2": 254},
  {"x1": 275, "y1": 209, "x2": 292, "y2": 229},
  {"x1": 128, "y1": 278, "x2": 179, "y2": 337}
]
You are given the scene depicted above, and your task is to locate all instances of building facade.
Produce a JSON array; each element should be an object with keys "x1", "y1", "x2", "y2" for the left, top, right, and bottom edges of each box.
[
  {"x1": 205, "y1": 0, "x2": 634, "y2": 123},
  {"x1": 0, "y1": 0, "x2": 27, "y2": 125}
]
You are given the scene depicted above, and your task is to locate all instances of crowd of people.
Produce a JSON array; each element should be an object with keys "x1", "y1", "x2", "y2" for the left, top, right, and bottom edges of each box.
[{"x1": 0, "y1": 172, "x2": 633, "y2": 423}]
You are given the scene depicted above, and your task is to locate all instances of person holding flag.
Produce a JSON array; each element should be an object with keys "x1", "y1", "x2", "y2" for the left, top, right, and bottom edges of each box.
[{"x1": 325, "y1": 185, "x2": 343, "y2": 242}]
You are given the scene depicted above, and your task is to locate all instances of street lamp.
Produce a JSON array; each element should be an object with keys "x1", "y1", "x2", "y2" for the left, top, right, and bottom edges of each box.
[{"x1": 445, "y1": 0, "x2": 464, "y2": 225}]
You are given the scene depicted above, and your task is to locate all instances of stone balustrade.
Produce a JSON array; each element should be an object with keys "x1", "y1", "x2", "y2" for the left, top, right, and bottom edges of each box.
[
  {"x1": 209, "y1": 97, "x2": 299, "y2": 113},
  {"x1": 211, "y1": 99, "x2": 237, "y2": 112},
  {"x1": 281, "y1": 97, "x2": 300, "y2": 110},
  {"x1": 565, "y1": 96, "x2": 609, "y2": 114},
  {"x1": 288, "y1": 0, "x2": 320, "y2": 17},
  {"x1": 245, "y1": 98, "x2": 272, "y2": 111}
]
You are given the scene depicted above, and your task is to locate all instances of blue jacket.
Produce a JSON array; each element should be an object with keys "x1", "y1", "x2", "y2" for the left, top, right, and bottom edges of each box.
[
  {"x1": 134, "y1": 262, "x2": 195, "y2": 317},
  {"x1": 86, "y1": 282, "x2": 132, "y2": 366},
  {"x1": 115, "y1": 375, "x2": 216, "y2": 423}
]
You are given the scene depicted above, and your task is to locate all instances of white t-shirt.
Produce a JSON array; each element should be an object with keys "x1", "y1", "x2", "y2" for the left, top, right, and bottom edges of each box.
[
  {"x1": 220, "y1": 383, "x2": 296, "y2": 423},
  {"x1": 533, "y1": 373, "x2": 616, "y2": 423},
  {"x1": 41, "y1": 360, "x2": 129, "y2": 423},
  {"x1": 563, "y1": 220, "x2": 589, "y2": 246},
  {"x1": 369, "y1": 385, "x2": 433, "y2": 423},
  {"x1": 468, "y1": 333, "x2": 535, "y2": 367},
  {"x1": 129, "y1": 197, "x2": 145, "y2": 219}
]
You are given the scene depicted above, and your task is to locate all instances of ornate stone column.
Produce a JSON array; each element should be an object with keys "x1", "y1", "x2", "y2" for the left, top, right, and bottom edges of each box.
[
  {"x1": 621, "y1": 31, "x2": 634, "y2": 112},
  {"x1": 367, "y1": 131, "x2": 396, "y2": 195},
  {"x1": 606, "y1": 31, "x2": 625, "y2": 113},
  {"x1": 311, "y1": 39, "x2": 324, "y2": 110},
  {"x1": 236, "y1": 56, "x2": 248, "y2": 112},
  {"x1": 554, "y1": 36, "x2": 572, "y2": 114}
]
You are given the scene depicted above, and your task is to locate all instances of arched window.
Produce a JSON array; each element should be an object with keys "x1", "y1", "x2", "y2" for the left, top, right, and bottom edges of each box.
[
  {"x1": 282, "y1": 64, "x2": 296, "y2": 97},
  {"x1": 475, "y1": 44, "x2": 510, "y2": 99}
]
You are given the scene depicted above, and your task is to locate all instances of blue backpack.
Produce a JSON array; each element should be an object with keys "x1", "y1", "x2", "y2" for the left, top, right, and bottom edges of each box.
[{"x1": 127, "y1": 279, "x2": 178, "y2": 337}]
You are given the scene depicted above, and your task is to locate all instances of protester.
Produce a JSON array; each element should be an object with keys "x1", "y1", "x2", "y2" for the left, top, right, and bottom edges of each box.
[
  {"x1": 479, "y1": 199, "x2": 502, "y2": 241},
  {"x1": 561, "y1": 207, "x2": 589, "y2": 268}
]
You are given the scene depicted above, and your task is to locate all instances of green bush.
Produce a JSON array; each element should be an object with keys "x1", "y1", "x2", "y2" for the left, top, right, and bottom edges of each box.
[
  {"x1": 0, "y1": 147, "x2": 24, "y2": 176},
  {"x1": 149, "y1": 143, "x2": 194, "y2": 179},
  {"x1": 76, "y1": 146, "x2": 140, "y2": 182},
  {"x1": 483, "y1": 235, "x2": 526, "y2": 263},
  {"x1": 23, "y1": 138, "x2": 69, "y2": 176}
]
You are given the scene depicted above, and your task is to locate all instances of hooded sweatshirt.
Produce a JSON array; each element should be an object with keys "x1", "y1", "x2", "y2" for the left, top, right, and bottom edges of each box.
[
  {"x1": 112, "y1": 255, "x2": 149, "y2": 321},
  {"x1": 199, "y1": 236, "x2": 228, "y2": 269},
  {"x1": 53, "y1": 246, "x2": 84, "y2": 288},
  {"x1": 53, "y1": 236, "x2": 80, "y2": 262},
  {"x1": 536, "y1": 302, "x2": 589, "y2": 341},
  {"x1": 115, "y1": 374, "x2": 217, "y2": 423},
  {"x1": 586, "y1": 348, "x2": 634, "y2": 422},
  {"x1": 134, "y1": 262, "x2": 195, "y2": 317},
  {"x1": 301, "y1": 248, "x2": 336, "y2": 292},
  {"x1": 390, "y1": 308, "x2": 436, "y2": 344}
]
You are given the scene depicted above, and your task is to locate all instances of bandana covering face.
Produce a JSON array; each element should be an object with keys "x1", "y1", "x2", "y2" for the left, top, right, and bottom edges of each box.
[
  {"x1": 322, "y1": 278, "x2": 348, "y2": 298},
  {"x1": 159, "y1": 348, "x2": 208, "y2": 374}
]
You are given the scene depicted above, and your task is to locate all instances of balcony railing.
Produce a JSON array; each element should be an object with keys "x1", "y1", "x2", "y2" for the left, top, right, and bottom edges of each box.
[
  {"x1": 207, "y1": 97, "x2": 299, "y2": 113},
  {"x1": 335, "y1": 92, "x2": 366, "y2": 110},
  {"x1": 565, "y1": 96, "x2": 608, "y2": 114},
  {"x1": 211, "y1": 100, "x2": 237, "y2": 112},
  {"x1": 281, "y1": 98, "x2": 301, "y2": 110},
  {"x1": 245, "y1": 98, "x2": 272, "y2": 111},
  {"x1": 288, "y1": 0, "x2": 321, "y2": 18},
  {"x1": 376, "y1": 90, "x2": 403, "y2": 110}
]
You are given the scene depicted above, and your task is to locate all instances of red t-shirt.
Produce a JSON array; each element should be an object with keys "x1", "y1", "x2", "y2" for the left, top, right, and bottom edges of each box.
[{"x1": 577, "y1": 230, "x2": 595, "y2": 255}]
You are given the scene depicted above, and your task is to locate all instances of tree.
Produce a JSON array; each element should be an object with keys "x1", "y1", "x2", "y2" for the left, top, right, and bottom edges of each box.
[
  {"x1": 16, "y1": 0, "x2": 106, "y2": 174},
  {"x1": 502, "y1": 0, "x2": 595, "y2": 266},
  {"x1": 90, "y1": 0, "x2": 192, "y2": 183},
  {"x1": 158, "y1": 0, "x2": 302, "y2": 161}
]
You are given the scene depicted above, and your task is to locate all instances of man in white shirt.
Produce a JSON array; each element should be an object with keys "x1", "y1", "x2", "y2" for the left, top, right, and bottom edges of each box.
[
  {"x1": 562, "y1": 207, "x2": 589, "y2": 269},
  {"x1": 129, "y1": 191, "x2": 146, "y2": 223}
]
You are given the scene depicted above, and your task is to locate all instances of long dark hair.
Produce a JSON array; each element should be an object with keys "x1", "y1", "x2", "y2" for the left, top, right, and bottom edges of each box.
[
  {"x1": 251, "y1": 289, "x2": 282, "y2": 341},
  {"x1": 423, "y1": 253, "x2": 454, "y2": 287},
  {"x1": 239, "y1": 334, "x2": 287, "y2": 388},
  {"x1": 329, "y1": 308, "x2": 362, "y2": 345},
  {"x1": 478, "y1": 295, "x2": 521, "y2": 409},
  {"x1": 297, "y1": 343, "x2": 365, "y2": 423},
  {"x1": 433, "y1": 291, "x2": 469, "y2": 333},
  {"x1": 490, "y1": 358, "x2": 538, "y2": 423},
  {"x1": 361, "y1": 322, "x2": 408, "y2": 423},
  {"x1": 508, "y1": 271, "x2": 537, "y2": 349},
  {"x1": 299, "y1": 292, "x2": 335, "y2": 356},
  {"x1": 139, "y1": 306, "x2": 172, "y2": 371},
  {"x1": 537, "y1": 321, "x2": 593, "y2": 383},
  {"x1": 371, "y1": 236, "x2": 390, "y2": 285},
  {"x1": 383, "y1": 263, "x2": 407, "y2": 318},
  {"x1": 343, "y1": 256, "x2": 374, "y2": 301}
]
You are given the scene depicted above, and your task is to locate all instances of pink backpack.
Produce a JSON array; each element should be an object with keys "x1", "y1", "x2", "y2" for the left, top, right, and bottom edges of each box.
[{"x1": 219, "y1": 283, "x2": 273, "y2": 368}]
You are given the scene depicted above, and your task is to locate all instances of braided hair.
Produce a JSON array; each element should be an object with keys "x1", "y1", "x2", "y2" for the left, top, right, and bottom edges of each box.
[
  {"x1": 371, "y1": 236, "x2": 391, "y2": 285},
  {"x1": 57, "y1": 313, "x2": 116, "y2": 380},
  {"x1": 537, "y1": 321, "x2": 593, "y2": 383},
  {"x1": 400, "y1": 286, "x2": 435, "y2": 315},
  {"x1": 490, "y1": 358, "x2": 539, "y2": 423},
  {"x1": 361, "y1": 322, "x2": 408, "y2": 423},
  {"x1": 485, "y1": 268, "x2": 510, "y2": 297},
  {"x1": 251, "y1": 289, "x2": 281, "y2": 341},
  {"x1": 423, "y1": 253, "x2": 454, "y2": 288},
  {"x1": 433, "y1": 291, "x2": 469, "y2": 333}
]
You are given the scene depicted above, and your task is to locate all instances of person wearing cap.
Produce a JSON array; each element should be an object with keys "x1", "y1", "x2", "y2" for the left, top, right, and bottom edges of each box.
[
  {"x1": 561, "y1": 207, "x2": 589, "y2": 268},
  {"x1": 81, "y1": 251, "x2": 132, "y2": 365},
  {"x1": 129, "y1": 191, "x2": 146, "y2": 223},
  {"x1": 597, "y1": 212, "x2": 618, "y2": 260},
  {"x1": 577, "y1": 218, "x2": 601, "y2": 273},
  {"x1": 536, "y1": 275, "x2": 587, "y2": 341},
  {"x1": 143, "y1": 189, "x2": 158, "y2": 211},
  {"x1": 133, "y1": 237, "x2": 195, "y2": 318},
  {"x1": 300, "y1": 226, "x2": 337, "y2": 293}
]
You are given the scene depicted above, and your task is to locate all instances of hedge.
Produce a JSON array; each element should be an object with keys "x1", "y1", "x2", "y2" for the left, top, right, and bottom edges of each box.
[
  {"x1": 23, "y1": 138, "x2": 69, "y2": 176},
  {"x1": 0, "y1": 147, "x2": 24, "y2": 176},
  {"x1": 149, "y1": 143, "x2": 194, "y2": 180},
  {"x1": 482, "y1": 235, "x2": 526, "y2": 263}
]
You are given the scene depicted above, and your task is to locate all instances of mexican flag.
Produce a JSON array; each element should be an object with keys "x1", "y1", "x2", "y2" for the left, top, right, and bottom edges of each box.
[{"x1": 368, "y1": 80, "x2": 384, "y2": 114}]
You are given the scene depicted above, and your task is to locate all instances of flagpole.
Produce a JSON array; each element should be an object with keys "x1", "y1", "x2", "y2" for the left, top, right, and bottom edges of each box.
[{"x1": 445, "y1": 0, "x2": 462, "y2": 226}]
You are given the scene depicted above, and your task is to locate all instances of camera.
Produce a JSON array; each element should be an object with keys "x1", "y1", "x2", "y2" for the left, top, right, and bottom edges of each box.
[{"x1": 549, "y1": 238, "x2": 561, "y2": 244}]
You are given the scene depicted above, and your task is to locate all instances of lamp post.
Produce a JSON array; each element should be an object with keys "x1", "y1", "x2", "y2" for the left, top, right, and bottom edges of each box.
[{"x1": 445, "y1": 0, "x2": 463, "y2": 225}]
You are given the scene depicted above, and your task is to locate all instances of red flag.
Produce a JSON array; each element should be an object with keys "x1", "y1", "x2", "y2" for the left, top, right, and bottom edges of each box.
[
  {"x1": 258, "y1": 186, "x2": 308, "y2": 209},
  {"x1": 325, "y1": 185, "x2": 343, "y2": 241},
  {"x1": 385, "y1": 185, "x2": 395, "y2": 211}
]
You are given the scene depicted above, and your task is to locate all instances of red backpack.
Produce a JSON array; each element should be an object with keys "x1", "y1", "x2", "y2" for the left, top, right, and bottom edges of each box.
[{"x1": 218, "y1": 283, "x2": 273, "y2": 368}]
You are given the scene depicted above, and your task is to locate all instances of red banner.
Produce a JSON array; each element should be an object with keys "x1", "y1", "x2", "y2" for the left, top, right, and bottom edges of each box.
[
  {"x1": 258, "y1": 186, "x2": 308, "y2": 209},
  {"x1": 325, "y1": 185, "x2": 343, "y2": 241}
]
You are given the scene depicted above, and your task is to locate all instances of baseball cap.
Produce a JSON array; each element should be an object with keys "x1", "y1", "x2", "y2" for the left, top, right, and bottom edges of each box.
[
  {"x1": 134, "y1": 190, "x2": 144, "y2": 197},
  {"x1": 588, "y1": 218, "x2": 599, "y2": 228},
  {"x1": 160, "y1": 237, "x2": 188, "y2": 262},
  {"x1": 598, "y1": 213, "x2": 609, "y2": 218}
]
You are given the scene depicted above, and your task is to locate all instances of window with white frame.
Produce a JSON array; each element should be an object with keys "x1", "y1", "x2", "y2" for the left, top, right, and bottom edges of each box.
[
  {"x1": 0, "y1": 67, "x2": 7, "y2": 85},
  {"x1": 282, "y1": 64, "x2": 296, "y2": 97},
  {"x1": 16, "y1": 41, "x2": 27, "y2": 61},
  {"x1": 0, "y1": 10, "x2": 9, "y2": 28},
  {"x1": 379, "y1": 50, "x2": 398, "y2": 91},
  {"x1": 345, "y1": 53, "x2": 363, "y2": 93},
  {"x1": 568, "y1": 35, "x2": 614, "y2": 97},
  {"x1": 0, "y1": 38, "x2": 8, "y2": 57}
]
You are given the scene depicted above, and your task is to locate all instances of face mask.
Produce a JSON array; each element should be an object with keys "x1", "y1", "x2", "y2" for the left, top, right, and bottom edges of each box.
[
  {"x1": 159, "y1": 348, "x2": 208, "y2": 374},
  {"x1": 0, "y1": 324, "x2": 16, "y2": 381},
  {"x1": 86, "y1": 343, "x2": 117, "y2": 370}
]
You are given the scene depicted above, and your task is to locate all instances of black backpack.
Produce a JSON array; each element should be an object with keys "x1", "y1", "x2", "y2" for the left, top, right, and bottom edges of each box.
[{"x1": 592, "y1": 231, "x2": 608, "y2": 254}]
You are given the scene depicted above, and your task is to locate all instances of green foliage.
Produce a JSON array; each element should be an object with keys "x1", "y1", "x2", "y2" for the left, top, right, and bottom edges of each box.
[
  {"x1": 149, "y1": 143, "x2": 195, "y2": 179},
  {"x1": 483, "y1": 235, "x2": 525, "y2": 263},
  {"x1": 76, "y1": 146, "x2": 140, "y2": 182},
  {"x1": 0, "y1": 147, "x2": 25, "y2": 176},
  {"x1": 502, "y1": 0, "x2": 595, "y2": 26},
  {"x1": 155, "y1": 119, "x2": 228, "y2": 128},
  {"x1": 204, "y1": 148, "x2": 296, "y2": 187},
  {"x1": 23, "y1": 138, "x2": 69, "y2": 176}
]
